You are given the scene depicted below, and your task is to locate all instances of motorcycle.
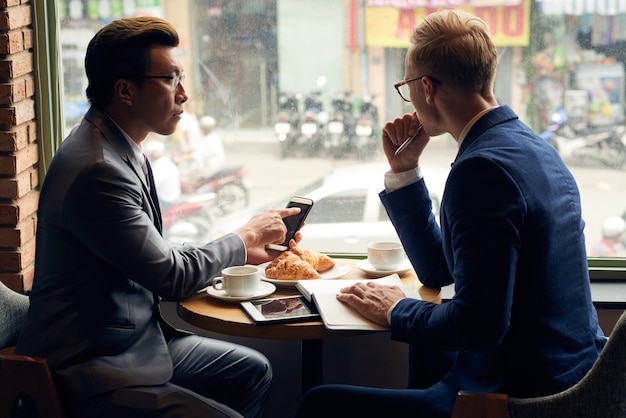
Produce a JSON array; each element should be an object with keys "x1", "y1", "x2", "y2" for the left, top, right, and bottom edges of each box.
[
  {"x1": 540, "y1": 106, "x2": 626, "y2": 168},
  {"x1": 353, "y1": 95, "x2": 380, "y2": 159},
  {"x1": 323, "y1": 92, "x2": 356, "y2": 158},
  {"x1": 162, "y1": 191, "x2": 217, "y2": 243},
  {"x1": 182, "y1": 165, "x2": 249, "y2": 216},
  {"x1": 274, "y1": 92, "x2": 300, "y2": 158},
  {"x1": 296, "y1": 90, "x2": 327, "y2": 157}
]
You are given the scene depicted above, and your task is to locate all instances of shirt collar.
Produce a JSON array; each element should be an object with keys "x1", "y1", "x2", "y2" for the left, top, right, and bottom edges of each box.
[
  {"x1": 106, "y1": 113, "x2": 146, "y2": 165},
  {"x1": 457, "y1": 106, "x2": 499, "y2": 147}
]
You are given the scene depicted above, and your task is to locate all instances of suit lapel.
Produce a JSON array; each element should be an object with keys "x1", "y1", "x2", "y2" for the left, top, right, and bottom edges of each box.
[
  {"x1": 122, "y1": 154, "x2": 163, "y2": 233},
  {"x1": 85, "y1": 108, "x2": 164, "y2": 233}
]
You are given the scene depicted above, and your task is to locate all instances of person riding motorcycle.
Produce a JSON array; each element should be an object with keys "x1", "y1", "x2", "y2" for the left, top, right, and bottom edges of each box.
[
  {"x1": 590, "y1": 216, "x2": 626, "y2": 256},
  {"x1": 144, "y1": 135, "x2": 181, "y2": 210},
  {"x1": 180, "y1": 116, "x2": 226, "y2": 187}
]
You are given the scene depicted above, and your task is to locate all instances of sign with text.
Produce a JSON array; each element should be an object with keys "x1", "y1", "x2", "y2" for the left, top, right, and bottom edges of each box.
[
  {"x1": 365, "y1": 0, "x2": 529, "y2": 47},
  {"x1": 367, "y1": 0, "x2": 523, "y2": 6}
]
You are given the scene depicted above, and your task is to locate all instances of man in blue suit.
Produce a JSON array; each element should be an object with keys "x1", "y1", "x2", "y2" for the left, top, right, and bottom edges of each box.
[
  {"x1": 16, "y1": 16, "x2": 301, "y2": 418},
  {"x1": 295, "y1": 9, "x2": 606, "y2": 418}
]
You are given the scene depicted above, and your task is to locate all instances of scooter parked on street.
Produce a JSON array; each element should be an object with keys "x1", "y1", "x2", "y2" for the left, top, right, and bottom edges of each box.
[
  {"x1": 274, "y1": 92, "x2": 300, "y2": 158},
  {"x1": 540, "y1": 106, "x2": 626, "y2": 168},
  {"x1": 162, "y1": 191, "x2": 217, "y2": 243},
  {"x1": 353, "y1": 95, "x2": 380, "y2": 159},
  {"x1": 296, "y1": 90, "x2": 327, "y2": 157},
  {"x1": 182, "y1": 165, "x2": 249, "y2": 216},
  {"x1": 323, "y1": 91, "x2": 356, "y2": 158}
]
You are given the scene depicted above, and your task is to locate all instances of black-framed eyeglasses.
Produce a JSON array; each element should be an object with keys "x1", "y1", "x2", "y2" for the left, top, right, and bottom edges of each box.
[
  {"x1": 137, "y1": 74, "x2": 185, "y2": 91},
  {"x1": 394, "y1": 75, "x2": 442, "y2": 102}
]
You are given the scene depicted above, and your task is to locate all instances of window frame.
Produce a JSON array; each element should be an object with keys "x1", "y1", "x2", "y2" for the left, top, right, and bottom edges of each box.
[
  {"x1": 33, "y1": 1, "x2": 626, "y2": 279},
  {"x1": 33, "y1": 1, "x2": 64, "y2": 182}
]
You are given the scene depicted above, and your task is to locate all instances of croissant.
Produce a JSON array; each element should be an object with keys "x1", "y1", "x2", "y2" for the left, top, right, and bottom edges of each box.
[
  {"x1": 265, "y1": 251, "x2": 321, "y2": 280},
  {"x1": 265, "y1": 246, "x2": 336, "y2": 280},
  {"x1": 290, "y1": 246, "x2": 335, "y2": 272}
]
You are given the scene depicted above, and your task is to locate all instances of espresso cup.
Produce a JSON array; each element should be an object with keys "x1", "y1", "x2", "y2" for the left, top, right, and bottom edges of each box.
[
  {"x1": 212, "y1": 265, "x2": 261, "y2": 297},
  {"x1": 367, "y1": 241, "x2": 405, "y2": 271}
]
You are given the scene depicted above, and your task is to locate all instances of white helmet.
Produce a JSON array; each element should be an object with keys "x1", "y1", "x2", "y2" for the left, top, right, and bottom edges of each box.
[
  {"x1": 144, "y1": 140, "x2": 165, "y2": 158},
  {"x1": 199, "y1": 116, "x2": 216, "y2": 130},
  {"x1": 602, "y1": 216, "x2": 626, "y2": 238}
]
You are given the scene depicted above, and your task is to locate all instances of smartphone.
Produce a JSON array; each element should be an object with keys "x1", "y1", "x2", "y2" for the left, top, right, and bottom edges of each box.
[{"x1": 266, "y1": 196, "x2": 314, "y2": 252}]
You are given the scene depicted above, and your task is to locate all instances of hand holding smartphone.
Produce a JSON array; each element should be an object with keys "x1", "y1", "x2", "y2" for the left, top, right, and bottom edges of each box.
[{"x1": 266, "y1": 196, "x2": 314, "y2": 252}]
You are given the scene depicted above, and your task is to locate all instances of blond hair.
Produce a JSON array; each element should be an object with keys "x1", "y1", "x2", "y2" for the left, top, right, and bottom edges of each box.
[{"x1": 408, "y1": 9, "x2": 497, "y2": 95}]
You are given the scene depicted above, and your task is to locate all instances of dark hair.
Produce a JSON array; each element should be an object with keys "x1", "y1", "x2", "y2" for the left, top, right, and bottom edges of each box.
[{"x1": 85, "y1": 16, "x2": 179, "y2": 108}]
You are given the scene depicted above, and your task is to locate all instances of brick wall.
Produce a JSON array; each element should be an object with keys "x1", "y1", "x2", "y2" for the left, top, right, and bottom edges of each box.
[{"x1": 0, "y1": 0, "x2": 38, "y2": 293}]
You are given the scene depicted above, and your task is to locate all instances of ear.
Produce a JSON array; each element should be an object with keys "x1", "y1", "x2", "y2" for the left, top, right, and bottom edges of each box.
[
  {"x1": 422, "y1": 76, "x2": 436, "y2": 104},
  {"x1": 113, "y1": 79, "x2": 134, "y2": 106}
]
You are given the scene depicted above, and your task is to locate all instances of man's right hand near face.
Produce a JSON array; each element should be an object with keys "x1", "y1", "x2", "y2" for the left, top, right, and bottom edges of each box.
[{"x1": 382, "y1": 112, "x2": 430, "y2": 173}]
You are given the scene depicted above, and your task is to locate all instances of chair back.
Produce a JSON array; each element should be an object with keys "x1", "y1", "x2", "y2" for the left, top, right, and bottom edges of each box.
[
  {"x1": 452, "y1": 391, "x2": 510, "y2": 418},
  {"x1": 452, "y1": 310, "x2": 626, "y2": 418},
  {"x1": 0, "y1": 354, "x2": 65, "y2": 418},
  {"x1": 0, "y1": 282, "x2": 66, "y2": 418},
  {"x1": 0, "y1": 281, "x2": 29, "y2": 348},
  {"x1": 508, "y1": 309, "x2": 626, "y2": 418}
]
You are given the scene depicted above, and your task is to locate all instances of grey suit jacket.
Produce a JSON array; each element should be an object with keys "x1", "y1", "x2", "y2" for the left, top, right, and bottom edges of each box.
[{"x1": 16, "y1": 107, "x2": 246, "y2": 398}]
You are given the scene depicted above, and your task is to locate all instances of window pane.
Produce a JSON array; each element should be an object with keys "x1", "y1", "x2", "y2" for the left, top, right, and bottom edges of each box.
[
  {"x1": 306, "y1": 190, "x2": 367, "y2": 224},
  {"x1": 58, "y1": 0, "x2": 626, "y2": 258}
]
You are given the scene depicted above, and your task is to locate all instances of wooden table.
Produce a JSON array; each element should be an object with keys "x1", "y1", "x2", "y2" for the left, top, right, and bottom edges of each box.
[{"x1": 177, "y1": 258, "x2": 440, "y2": 393}]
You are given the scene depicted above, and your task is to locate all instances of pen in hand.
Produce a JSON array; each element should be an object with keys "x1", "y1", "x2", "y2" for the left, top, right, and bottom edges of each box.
[{"x1": 394, "y1": 124, "x2": 423, "y2": 156}]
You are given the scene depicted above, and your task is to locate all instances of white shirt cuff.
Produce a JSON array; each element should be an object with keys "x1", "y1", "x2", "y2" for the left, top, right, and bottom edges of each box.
[
  {"x1": 384, "y1": 167, "x2": 422, "y2": 192},
  {"x1": 386, "y1": 298, "x2": 404, "y2": 325}
]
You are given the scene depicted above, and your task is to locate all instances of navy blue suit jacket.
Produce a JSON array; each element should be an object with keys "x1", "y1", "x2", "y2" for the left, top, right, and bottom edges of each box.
[
  {"x1": 16, "y1": 107, "x2": 246, "y2": 399},
  {"x1": 381, "y1": 106, "x2": 606, "y2": 409}
]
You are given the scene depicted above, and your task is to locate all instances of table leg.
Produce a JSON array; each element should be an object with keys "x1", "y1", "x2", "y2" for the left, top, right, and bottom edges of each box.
[{"x1": 301, "y1": 339, "x2": 323, "y2": 393}]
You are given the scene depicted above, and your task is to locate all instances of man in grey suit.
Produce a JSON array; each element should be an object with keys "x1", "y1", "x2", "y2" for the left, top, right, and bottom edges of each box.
[{"x1": 16, "y1": 16, "x2": 299, "y2": 418}]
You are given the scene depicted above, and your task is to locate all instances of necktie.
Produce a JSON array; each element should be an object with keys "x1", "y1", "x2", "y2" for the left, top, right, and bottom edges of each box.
[
  {"x1": 142, "y1": 156, "x2": 165, "y2": 317},
  {"x1": 141, "y1": 155, "x2": 163, "y2": 232},
  {"x1": 141, "y1": 154, "x2": 151, "y2": 192}
]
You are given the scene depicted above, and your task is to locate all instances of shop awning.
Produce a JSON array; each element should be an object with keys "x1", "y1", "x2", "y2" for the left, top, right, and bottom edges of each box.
[{"x1": 539, "y1": 0, "x2": 626, "y2": 15}]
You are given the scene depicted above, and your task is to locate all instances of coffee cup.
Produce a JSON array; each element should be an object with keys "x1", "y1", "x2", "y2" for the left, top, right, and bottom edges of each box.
[
  {"x1": 367, "y1": 241, "x2": 405, "y2": 271},
  {"x1": 212, "y1": 265, "x2": 261, "y2": 297}
]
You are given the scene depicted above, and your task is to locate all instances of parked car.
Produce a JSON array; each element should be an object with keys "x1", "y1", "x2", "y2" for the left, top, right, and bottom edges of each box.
[{"x1": 204, "y1": 162, "x2": 449, "y2": 253}]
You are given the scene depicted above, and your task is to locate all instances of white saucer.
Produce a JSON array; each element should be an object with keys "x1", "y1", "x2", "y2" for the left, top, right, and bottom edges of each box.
[
  {"x1": 259, "y1": 260, "x2": 351, "y2": 288},
  {"x1": 356, "y1": 259, "x2": 413, "y2": 278},
  {"x1": 206, "y1": 280, "x2": 276, "y2": 302}
]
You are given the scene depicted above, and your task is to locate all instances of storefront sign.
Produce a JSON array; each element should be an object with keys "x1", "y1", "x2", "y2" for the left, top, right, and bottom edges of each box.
[
  {"x1": 136, "y1": 0, "x2": 161, "y2": 6},
  {"x1": 365, "y1": 0, "x2": 529, "y2": 47},
  {"x1": 367, "y1": 0, "x2": 522, "y2": 6},
  {"x1": 540, "y1": 0, "x2": 626, "y2": 16},
  {"x1": 135, "y1": 0, "x2": 163, "y2": 18}
]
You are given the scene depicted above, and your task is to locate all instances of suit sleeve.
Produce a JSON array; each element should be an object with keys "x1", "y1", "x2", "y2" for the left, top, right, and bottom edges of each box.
[
  {"x1": 381, "y1": 177, "x2": 450, "y2": 288},
  {"x1": 383, "y1": 158, "x2": 525, "y2": 351},
  {"x1": 64, "y1": 160, "x2": 245, "y2": 300}
]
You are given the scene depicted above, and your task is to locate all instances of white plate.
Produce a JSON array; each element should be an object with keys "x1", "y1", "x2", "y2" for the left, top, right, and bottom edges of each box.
[
  {"x1": 206, "y1": 280, "x2": 276, "y2": 302},
  {"x1": 259, "y1": 260, "x2": 350, "y2": 288},
  {"x1": 356, "y1": 259, "x2": 413, "y2": 278}
]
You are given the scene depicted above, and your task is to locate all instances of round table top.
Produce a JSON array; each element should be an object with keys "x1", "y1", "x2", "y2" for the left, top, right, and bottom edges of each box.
[{"x1": 177, "y1": 257, "x2": 441, "y2": 340}]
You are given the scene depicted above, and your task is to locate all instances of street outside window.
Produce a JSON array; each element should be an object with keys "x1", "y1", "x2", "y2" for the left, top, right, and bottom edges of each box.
[{"x1": 58, "y1": 0, "x2": 626, "y2": 258}]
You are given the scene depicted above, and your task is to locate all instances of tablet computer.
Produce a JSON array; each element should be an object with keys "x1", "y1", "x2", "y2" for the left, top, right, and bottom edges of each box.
[{"x1": 241, "y1": 295, "x2": 320, "y2": 325}]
